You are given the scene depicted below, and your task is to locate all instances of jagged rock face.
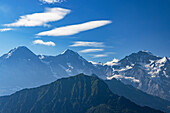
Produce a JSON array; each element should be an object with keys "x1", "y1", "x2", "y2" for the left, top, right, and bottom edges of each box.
[
  {"x1": 108, "y1": 51, "x2": 170, "y2": 101},
  {"x1": 40, "y1": 49, "x2": 95, "y2": 78},
  {"x1": 119, "y1": 51, "x2": 161, "y2": 66},
  {"x1": 0, "y1": 74, "x2": 163, "y2": 113},
  {"x1": 40, "y1": 49, "x2": 112, "y2": 80},
  {"x1": 0, "y1": 47, "x2": 112, "y2": 96},
  {"x1": 40, "y1": 49, "x2": 170, "y2": 101},
  {"x1": 0, "y1": 47, "x2": 169, "y2": 102}
]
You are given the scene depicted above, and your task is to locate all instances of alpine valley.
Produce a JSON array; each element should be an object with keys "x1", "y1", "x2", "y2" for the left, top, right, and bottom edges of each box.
[{"x1": 0, "y1": 46, "x2": 169, "y2": 112}]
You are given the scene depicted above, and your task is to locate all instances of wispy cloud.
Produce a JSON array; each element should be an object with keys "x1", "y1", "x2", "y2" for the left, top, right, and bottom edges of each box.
[
  {"x1": 79, "y1": 49, "x2": 104, "y2": 53},
  {"x1": 93, "y1": 54, "x2": 107, "y2": 58},
  {"x1": 4, "y1": 8, "x2": 70, "y2": 27},
  {"x1": 92, "y1": 51, "x2": 116, "y2": 58},
  {"x1": 40, "y1": 0, "x2": 65, "y2": 4},
  {"x1": 33, "y1": 40, "x2": 56, "y2": 46},
  {"x1": 37, "y1": 20, "x2": 112, "y2": 36},
  {"x1": 0, "y1": 28, "x2": 13, "y2": 32},
  {"x1": 70, "y1": 41, "x2": 105, "y2": 47}
]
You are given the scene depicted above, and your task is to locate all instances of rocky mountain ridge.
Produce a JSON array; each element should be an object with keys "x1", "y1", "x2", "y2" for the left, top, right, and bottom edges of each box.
[{"x1": 0, "y1": 46, "x2": 169, "y2": 102}]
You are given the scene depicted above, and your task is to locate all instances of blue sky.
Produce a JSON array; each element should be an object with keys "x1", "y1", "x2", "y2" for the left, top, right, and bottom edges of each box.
[{"x1": 0, "y1": 0, "x2": 169, "y2": 62}]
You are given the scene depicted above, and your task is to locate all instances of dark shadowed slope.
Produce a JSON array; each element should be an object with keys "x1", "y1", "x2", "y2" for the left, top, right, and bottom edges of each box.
[
  {"x1": 105, "y1": 79, "x2": 170, "y2": 113},
  {"x1": 0, "y1": 74, "x2": 163, "y2": 113}
]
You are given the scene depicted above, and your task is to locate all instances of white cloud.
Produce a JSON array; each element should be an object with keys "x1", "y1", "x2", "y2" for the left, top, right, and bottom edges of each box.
[
  {"x1": 37, "y1": 20, "x2": 112, "y2": 36},
  {"x1": 93, "y1": 54, "x2": 107, "y2": 58},
  {"x1": 79, "y1": 49, "x2": 104, "y2": 53},
  {"x1": 70, "y1": 41, "x2": 105, "y2": 47},
  {"x1": 105, "y1": 58, "x2": 119, "y2": 66},
  {"x1": 89, "y1": 61, "x2": 98, "y2": 65},
  {"x1": 40, "y1": 0, "x2": 65, "y2": 4},
  {"x1": 4, "y1": 8, "x2": 70, "y2": 27},
  {"x1": 33, "y1": 40, "x2": 56, "y2": 46},
  {"x1": 0, "y1": 28, "x2": 13, "y2": 32}
]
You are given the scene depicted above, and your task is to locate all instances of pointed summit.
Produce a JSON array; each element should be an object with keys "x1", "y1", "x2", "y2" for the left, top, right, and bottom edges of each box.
[
  {"x1": 138, "y1": 50, "x2": 153, "y2": 55},
  {"x1": 59, "y1": 49, "x2": 82, "y2": 59},
  {"x1": 58, "y1": 49, "x2": 86, "y2": 62},
  {"x1": 61, "y1": 49, "x2": 79, "y2": 56},
  {"x1": 3, "y1": 46, "x2": 37, "y2": 60},
  {"x1": 119, "y1": 50, "x2": 161, "y2": 66},
  {"x1": 9, "y1": 46, "x2": 32, "y2": 53}
]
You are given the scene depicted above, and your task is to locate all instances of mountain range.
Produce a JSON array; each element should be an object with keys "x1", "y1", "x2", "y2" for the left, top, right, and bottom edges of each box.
[
  {"x1": 0, "y1": 46, "x2": 112, "y2": 96},
  {"x1": 0, "y1": 46, "x2": 169, "y2": 112},
  {"x1": 107, "y1": 51, "x2": 170, "y2": 101},
  {"x1": 0, "y1": 74, "x2": 163, "y2": 113}
]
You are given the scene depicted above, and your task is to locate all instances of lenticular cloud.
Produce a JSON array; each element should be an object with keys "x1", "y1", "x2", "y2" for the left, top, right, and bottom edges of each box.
[
  {"x1": 37, "y1": 20, "x2": 112, "y2": 36},
  {"x1": 4, "y1": 7, "x2": 70, "y2": 27}
]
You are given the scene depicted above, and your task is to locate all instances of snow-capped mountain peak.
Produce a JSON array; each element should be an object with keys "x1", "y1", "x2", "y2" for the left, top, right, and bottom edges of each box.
[
  {"x1": 5, "y1": 46, "x2": 36, "y2": 59},
  {"x1": 118, "y1": 50, "x2": 161, "y2": 67},
  {"x1": 157, "y1": 57, "x2": 168, "y2": 64},
  {"x1": 0, "y1": 47, "x2": 169, "y2": 101},
  {"x1": 0, "y1": 46, "x2": 41, "y2": 65},
  {"x1": 146, "y1": 57, "x2": 169, "y2": 78},
  {"x1": 106, "y1": 51, "x2": 170, "y2": 101}
]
